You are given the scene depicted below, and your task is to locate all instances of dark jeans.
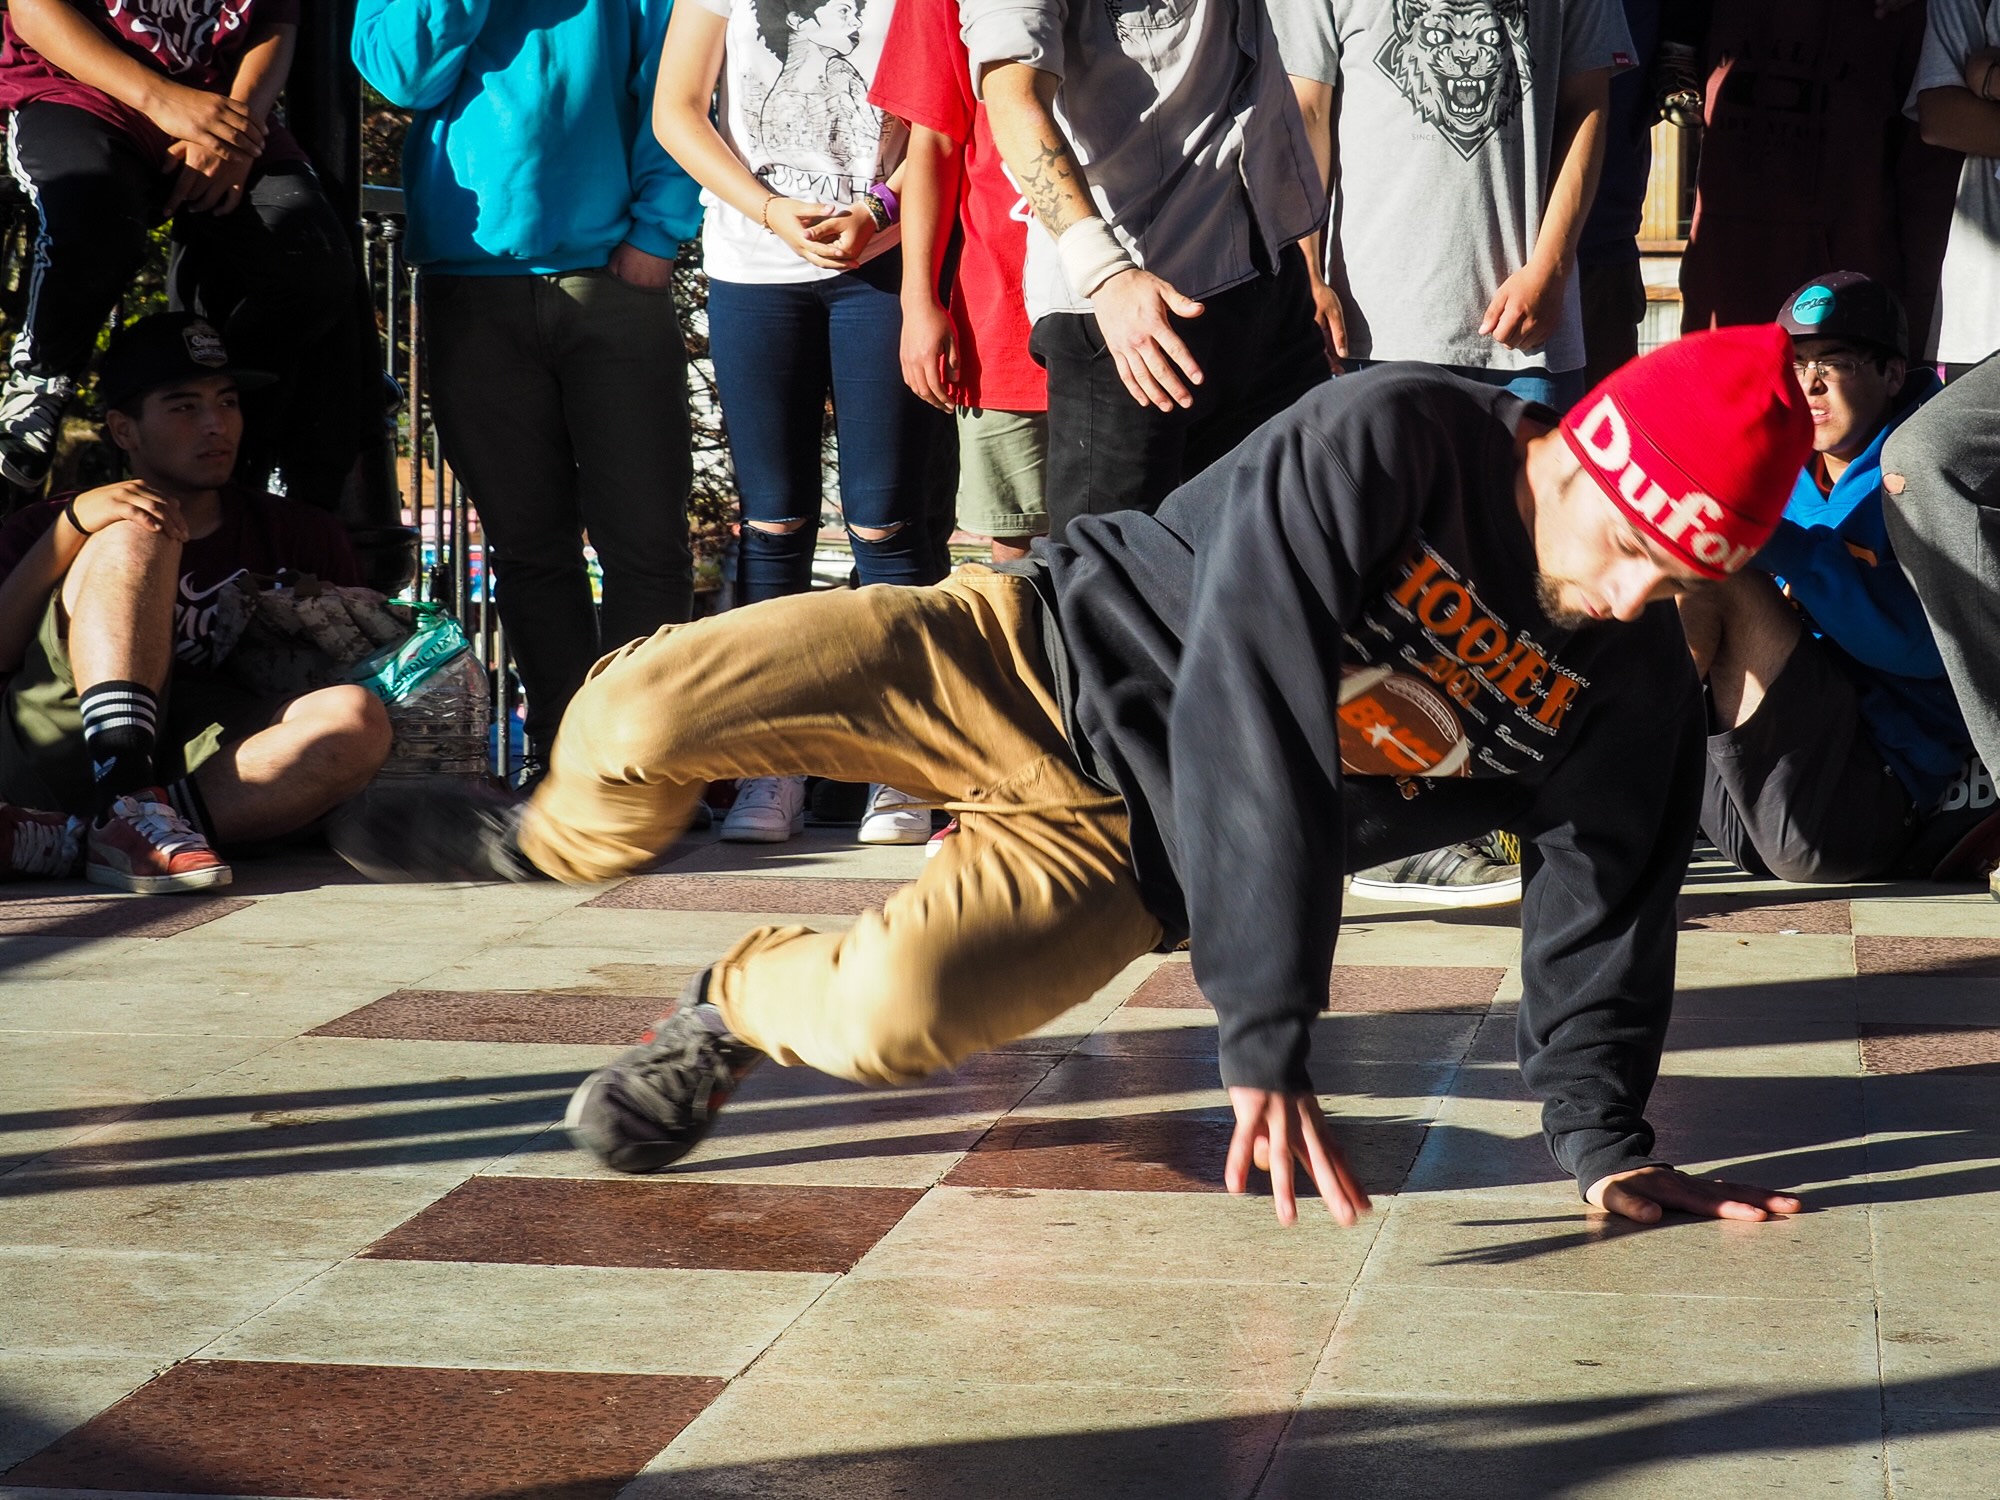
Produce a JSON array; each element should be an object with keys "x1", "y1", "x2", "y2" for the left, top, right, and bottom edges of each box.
[
  {"x1": 1030, "y1": 247, "x2": 1329, "y2": 539},
  {"x1": 5, "y1": 102, "x2": 367, "y2": 494},
  {"x1": 424, "y1": 268, "x2": 696, "y2": 749},
  {"x1": 1579, "y1": 257, "x2": 1646, "y2": 391},
  {"x1": 706, "y1": 251, "x2": 949, "y2": 604}
]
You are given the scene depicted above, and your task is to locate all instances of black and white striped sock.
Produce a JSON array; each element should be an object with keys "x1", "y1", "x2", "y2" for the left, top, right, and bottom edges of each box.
[{"x1": 78, "y1": 679, "x2": 158, "y2": 817}]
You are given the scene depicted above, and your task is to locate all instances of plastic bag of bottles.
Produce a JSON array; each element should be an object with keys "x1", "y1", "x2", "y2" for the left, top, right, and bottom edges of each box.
[{"x1": 350, "y1": 603, "x2": 492, "y2": 778}]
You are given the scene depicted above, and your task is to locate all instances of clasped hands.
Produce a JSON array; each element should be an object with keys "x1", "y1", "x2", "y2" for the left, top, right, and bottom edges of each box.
[
  {"x1": 1226, "y1": 1086, "x2": 1802, "y2": 1228},
  {"x1": 150, "y1": 82, "x2": 264, "y2": 217}
]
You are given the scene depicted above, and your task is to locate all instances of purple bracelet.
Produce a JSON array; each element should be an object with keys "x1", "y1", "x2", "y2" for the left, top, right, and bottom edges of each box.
[{"x1": 867, "y1": 182, "x2": 899, "y2": 224}]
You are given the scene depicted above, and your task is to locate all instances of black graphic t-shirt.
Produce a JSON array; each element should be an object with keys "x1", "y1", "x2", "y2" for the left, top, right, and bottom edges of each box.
[
  {"x1": 0, "y1": 486, "x2": 361, "y2": 679},
  {"x1": 1043, "y1": 365, "x2": 1704, "y2": 1195}
]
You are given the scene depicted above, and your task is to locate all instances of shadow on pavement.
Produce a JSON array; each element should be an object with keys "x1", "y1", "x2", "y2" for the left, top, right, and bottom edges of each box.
[{"x1": 5, "y1": 1370, "x2": 1996, "y2": 1499}]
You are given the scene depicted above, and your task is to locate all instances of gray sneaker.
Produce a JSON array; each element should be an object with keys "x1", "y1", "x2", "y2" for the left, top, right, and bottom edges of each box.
[
  {"x1": 564, "y1": 970, "x2": 764, "y2": 1172},
  {"x1": 1348, "y1": 837, "x2": 1522, "y2": 908},
  {"x1": 0, "y1": 371, "x2": 75, "y2": 491}
]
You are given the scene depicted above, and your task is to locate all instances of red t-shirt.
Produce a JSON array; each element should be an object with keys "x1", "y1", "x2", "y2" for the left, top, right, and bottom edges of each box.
[
  {"x1": 867, "y1": 0, "x2": 1045, "y2": 413},
  {"x1": 0, "y1": 486, "x2": 361, "y2": 675},
  {"x1": 0, "y1": 0, "x2": 305, "y2": 169}
]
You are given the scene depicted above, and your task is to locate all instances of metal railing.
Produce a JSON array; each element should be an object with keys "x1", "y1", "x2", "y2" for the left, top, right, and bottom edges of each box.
[{"x1": 359, "y1": 185, "x2": 522, "y2": 781}]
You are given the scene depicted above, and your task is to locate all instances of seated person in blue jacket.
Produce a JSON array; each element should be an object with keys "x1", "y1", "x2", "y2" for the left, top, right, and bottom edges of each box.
[
  {"x1": 1678, "y1": 273, "x2": 1988, "y2": 885},
  {"x1": 0, "y1": 313, "x2": 391, "y2": 895},
  {"x1": 337, "y1": 326, "x2": 1821, "y2": 1232}
]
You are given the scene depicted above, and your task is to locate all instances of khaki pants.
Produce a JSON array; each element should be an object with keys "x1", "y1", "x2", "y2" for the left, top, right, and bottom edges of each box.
[{"x1": 518, "y1": 568, "x2": 1164, "y2": 1085}]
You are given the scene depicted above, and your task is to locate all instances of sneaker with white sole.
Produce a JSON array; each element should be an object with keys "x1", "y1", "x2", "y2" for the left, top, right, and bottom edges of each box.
[
  {"x1": 1348, "y1": 836, "x2": 1520, "y2": 908},
  {"x1": 85, "y1": 788, "x2": 231, "y2": 894},
  {"x1": 719, "y1": 775, "x2": 806, "y2": 843},
  {"x1": 857, "y1": 783, "x2": 932, "y2": 845},
  {"x1": 0, "y1": 371, "x2": 75, "y2": 491},
  {"x1": 1, "y1": 802, "x2": 84, "y2": 880}
]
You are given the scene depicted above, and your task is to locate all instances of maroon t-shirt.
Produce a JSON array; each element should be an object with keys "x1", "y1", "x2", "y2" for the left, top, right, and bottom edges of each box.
[
  {"x1": 0, "y1": 485, "x2": 361, "y2": 675},
  {"x1": 0, "y1": 0, "x2": 305, "y2": 168}
]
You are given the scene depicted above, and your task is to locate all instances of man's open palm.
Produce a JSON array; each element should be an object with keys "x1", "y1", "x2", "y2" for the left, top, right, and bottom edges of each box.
[
  {"x1": 1588, "y1": 1164, "x2": 1804, "y2": 1224},
  {"x1": 1225, "y1": 1087, "x2": 1372, "y2": 1227}
]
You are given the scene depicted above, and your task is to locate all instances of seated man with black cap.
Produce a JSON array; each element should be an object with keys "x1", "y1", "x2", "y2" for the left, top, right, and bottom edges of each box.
[
  {"x1": 1678, "y1": 272, "x2": 1987, "y2": 885},
  {"x1": 0, "y1": 312, "x2": 391, "y2": 892}
]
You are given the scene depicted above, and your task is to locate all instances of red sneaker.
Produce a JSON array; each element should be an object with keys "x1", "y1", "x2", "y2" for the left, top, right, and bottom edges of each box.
[
  {"x1": 0, "y1": 801, "x2": 83, "y2": 880},
  {"x1": 85, "y1": 788, "x2": 231, "y2": 895}
]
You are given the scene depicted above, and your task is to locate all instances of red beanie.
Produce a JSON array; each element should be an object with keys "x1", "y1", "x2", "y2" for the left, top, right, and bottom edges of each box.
[{"x1": 1559, "y1": 324, "x2": 1813, "y2": 579}]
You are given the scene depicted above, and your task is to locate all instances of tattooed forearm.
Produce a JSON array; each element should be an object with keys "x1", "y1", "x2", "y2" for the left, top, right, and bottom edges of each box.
[
  {"x1": 983, "y1": 62, "x2": 1097, "y2": 237},
  {"x1": 1020, "y1": 137, "x2": 1087, "y2": 236}
]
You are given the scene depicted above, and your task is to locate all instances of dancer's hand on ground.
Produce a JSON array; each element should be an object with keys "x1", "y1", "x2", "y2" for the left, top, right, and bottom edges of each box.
[
  {"x1": 607, "y1": 241, "x2": 676, "y2": 290},
  {"x1": 1480, "y1": 258, "x2": 1566, "y2": 353},
  {"x1": 1587, "y1": 1164, "x2": 1803, "y2": 1224},
  {"x1": 163, "y1": 140, "x2": 251, "y2": 215},
  {"x1": 900, "y1": 297, "x2": 959, "y2": 410},
  {"x1": 1226, "y1": 1087, "x2": 1372, "y2": 1227},
  {"x1": 1090, "y1": 268, "x2": 1205, "y2": 412},
  {"x1": 71, "y1": 482, "x2": 189, "y2": 542}
]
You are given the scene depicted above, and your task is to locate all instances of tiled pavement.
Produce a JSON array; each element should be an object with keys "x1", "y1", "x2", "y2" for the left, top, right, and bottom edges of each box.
[{"x1": 2, "y1": 829, "x2": 1998, "y2": 1498}]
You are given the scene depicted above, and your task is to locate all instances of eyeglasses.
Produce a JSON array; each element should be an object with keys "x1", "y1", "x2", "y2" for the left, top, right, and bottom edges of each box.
[{"x1": 1792, "y1": 355, "x2": 1875, "y2": 382}]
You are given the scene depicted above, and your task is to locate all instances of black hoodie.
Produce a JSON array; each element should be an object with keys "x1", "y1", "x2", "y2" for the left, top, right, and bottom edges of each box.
[{"x1": 1040, "y1": 365, "x2": 1706, "y2": 1195}]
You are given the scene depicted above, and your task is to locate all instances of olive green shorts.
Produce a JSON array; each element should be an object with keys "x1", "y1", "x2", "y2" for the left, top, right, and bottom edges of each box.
[
  {"x1": 954, "y1": 407, "x2": 1048, "y2": 541},
  {"x1": 0, "y1": 590, "x2": 277, "y2": 816}
]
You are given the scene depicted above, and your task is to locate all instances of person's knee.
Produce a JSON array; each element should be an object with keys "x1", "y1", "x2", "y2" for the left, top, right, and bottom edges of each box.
[
  {"x1": 59, "y1": 519, "x2": 179, "y2": 617},
  {"x1": 300, "y1": 685, "x2": 393, "y2": 778},
  {"x1": 831, "y1": 953, "x2": 958, "y2": 1085}
]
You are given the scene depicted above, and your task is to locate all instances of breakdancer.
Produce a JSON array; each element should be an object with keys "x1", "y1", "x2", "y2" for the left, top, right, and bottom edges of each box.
[{"x1": 336, "y1": 327, "x2": 1814, "y2": 1229}]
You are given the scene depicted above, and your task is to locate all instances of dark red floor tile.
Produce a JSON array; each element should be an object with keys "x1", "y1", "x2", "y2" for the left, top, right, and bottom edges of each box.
[
  {"x1": 2, "y1": 1360, "x2": 721, "y2": 1500},
  {"x1": 584, "y1": 874, "x2": 906, "y2": 914},
  {"x1": 946, "y1": 1114, "x2": 1232, "y2": 1192},
  {"x1": 1126, "y1": 961, "x2": 1505, "y2": 1013},
  {"x1": 1677, "y1": 892, "x2": 1852, "y2": 934},
  {"x1": 0, "y1": 893, "x2": 249, "y2": 939},
  {"x1": 945, "y1": 1112, "x2": 1425, "y2": 1196},
  {"x1": 310, "y1": 988, "x2": 681, "y2": 1044},
  {"x1": 1860, "y1": 1023, "x2": 2000, "y2": 1076},
  {"x1": 1855, "y1": 936, "x2": 2000, "y2": 979},
  {"x1": 362, "y1": 1176, "x2": 924, "y2": 1273}
]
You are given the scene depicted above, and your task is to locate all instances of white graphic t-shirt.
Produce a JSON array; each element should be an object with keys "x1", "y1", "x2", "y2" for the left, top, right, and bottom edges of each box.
[{"x1": 697, "y1": 0, "x2": 908, "y2": 283}]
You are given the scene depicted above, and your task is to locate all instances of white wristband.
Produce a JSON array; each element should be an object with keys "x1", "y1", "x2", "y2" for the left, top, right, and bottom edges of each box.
[{"x1": 1057, "y1": 218, "x2": 1137, "y2": 299}]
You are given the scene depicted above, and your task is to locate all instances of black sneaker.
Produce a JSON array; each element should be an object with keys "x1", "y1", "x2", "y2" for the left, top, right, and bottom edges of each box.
[
  {"x1": 0, "y1": 372, "x2": 74, "y2": 491},
  {"x1": 327, "y1": 776, "x2": 541, "y2": 883},
  {"x1": 564, "y1": 970, "x2": 764, "y2": 1172},
  {"x1": 1348, "y1": 836, "x2": 1522, "y2": 908}
]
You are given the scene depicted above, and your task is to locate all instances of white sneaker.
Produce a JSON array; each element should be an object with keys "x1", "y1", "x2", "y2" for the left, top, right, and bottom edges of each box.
[
  {"x1": 858, "y1": 784, "x2": 932, "y2": 845},
  {"x1": 719, "y1": 776, "x2": 806, "y2": 843}
]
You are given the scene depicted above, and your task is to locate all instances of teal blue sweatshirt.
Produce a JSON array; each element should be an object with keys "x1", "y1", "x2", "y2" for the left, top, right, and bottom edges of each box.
[
  {"x1": 1755, "y1": 371, "x2": 1973, "y2": 809},
  {"x1": 352, "y1": 0, "x2": 701, "y2": 274}
]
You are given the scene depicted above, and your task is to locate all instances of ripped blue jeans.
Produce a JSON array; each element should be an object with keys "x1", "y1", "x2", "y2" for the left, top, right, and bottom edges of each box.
[{"x1": 707, "y1": 251, "x2": 946, "y2": 603}]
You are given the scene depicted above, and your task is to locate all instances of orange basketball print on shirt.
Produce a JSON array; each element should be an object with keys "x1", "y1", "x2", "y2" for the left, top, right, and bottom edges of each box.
[{"x1": 1336, "y1": 664, "x2": 1473, "y2": 778}]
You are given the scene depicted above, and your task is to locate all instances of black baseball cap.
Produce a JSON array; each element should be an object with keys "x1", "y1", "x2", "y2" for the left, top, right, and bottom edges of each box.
[
  {"x1": 1776, "y1": 271, "x2": 1909, "y2": 361},
  {"x1": 98, "y1": 312, "x2": 276, "y2": 410}
]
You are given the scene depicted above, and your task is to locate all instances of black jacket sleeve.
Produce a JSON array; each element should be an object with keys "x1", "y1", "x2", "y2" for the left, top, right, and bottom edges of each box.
[
  {"x1": 1167, "y1": 411, "x2": 1421, "y2": 1093},
  {"x1": 1512, "y1": 608, "x2": 1705, "y2": 1197}
]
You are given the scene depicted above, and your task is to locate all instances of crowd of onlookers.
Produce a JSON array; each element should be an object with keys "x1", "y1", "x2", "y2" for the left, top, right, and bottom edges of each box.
[{"x1": 0, "y1": 0, "x2": 1993, "y2": 904}]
